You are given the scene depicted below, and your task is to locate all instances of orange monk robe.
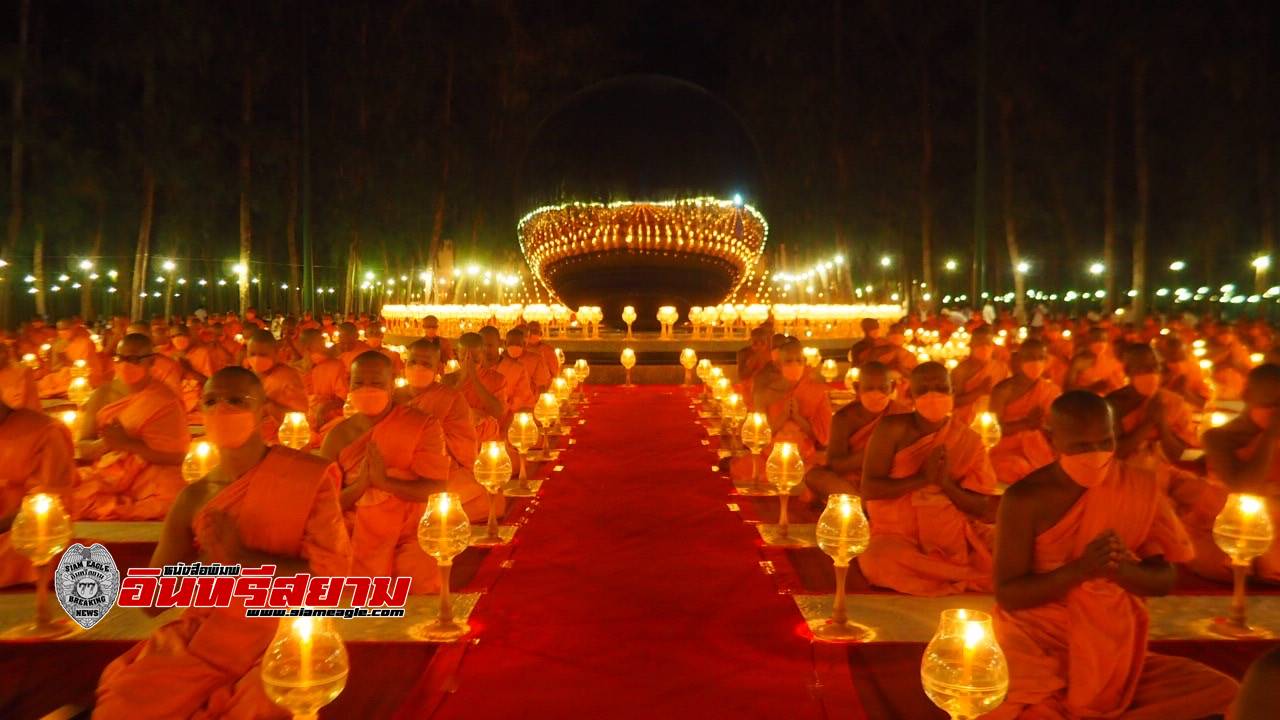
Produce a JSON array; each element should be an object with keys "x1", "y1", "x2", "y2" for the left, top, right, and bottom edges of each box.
[
  {"x1": 457, "y1": 368, "x2": 509, "y2": 442},
  {"x1": 859, "y1": 419, "x2": 998, "y2": 595},
  {"x1": 1118, "y1": 389, "x2": 1199, "y2": 473},
  {"x1": 1077, "y1": 350, "x2": 1126, "y2": 395},
  {"x1": 186, "y1": 342, "x2": 233, "y2": 380},
  {"x1": 954, "y1": 358, "x2": 1010, "y2": 426},
  {"x1": 1186, "y1": 432, "x2": 1280, "y2": 582},
  {"x1": 1163, "y1": 360, "x2": 1212, "y2": 403},
  {"x1": 337, "y1": 341, "x2": 372, "y2": 372},
  {"x1": 94, "y1": 447, "x2": 352, "y2": 720},
  {"x1": 36, "y1": 332, "x2": 105, "y2": 397},
  {"x1": 301, "y1": 357, "x2": 349, "y2": 429},
  {"x1": 322, "y1": 405, "x2": 458, "y2": 593},
  {"x1": 147, "y1": 352, "x2": 185, "y2": 398},
  {"x1": 72, "y1": 383, "x2": 190, "y2": 521},
  {"x1": 529, "y1": 341, "x2": 560, "y2": 378},
  {"x1": 731, "y1": 376, "x2": 832, "y2": 483},
  {"x1": 404, "y1": 383, "x2": 479, "y2": 475},
  {"x1": 990, "y1": 379, "x2": 1060, "y2": 485},
  {"x1": 516, "y1": 351, "x2": 552, "y2": 394},
  {"x1": 496, "y1": 356, "x2": 536, "y2": 413},
  {"x1": 984, "y1": 463, "x2": 1237, "y2": 719},
  {"x1": 0, "y1": 363, "x2": 41, "y2": 410},
  {"x1": 0, "y1": 409, "x2": 76, "y2": 587},
  {"x1": 259, "y1": 363, "x2": 308, "y2": 444},
  {"x1": 821, "y1": 400, "x2": 911, "y2": 493}
]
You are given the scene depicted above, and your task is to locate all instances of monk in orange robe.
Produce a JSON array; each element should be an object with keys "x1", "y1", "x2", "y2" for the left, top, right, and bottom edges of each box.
[
  {"x1": 731, "y1": 340, "x2": 833, "y2": 484},
  {"x1": 484, "y1": 325, "x2": 535, "y2": 413},
  {"x1": 0, "y1": 394, "x2": 77, "y2": 587},
  {"x1": 1156, "y1": 335, "x2": 1211, "y2": 408},
  {"x1": 525, "y1": 321, "x2": 560, "y2": 378},
  {"x1": 0, "y1": 341, "x2": 40, "y2": 410},
  {"x1": 859, "y1": 362, "x2": 999, "y2": 595},
  {"x1": 244, "y1": 330, "x2": 308, "y2": 444},
  {"x1": 396, "y1": 339, "x2": 479, "y2": 487},
  {"x1": 72, "y1": 333, "x2": 190, "y2": 520},
  {"x1": 444, "y1": 332, "x2": 508, "y2": 442},
  {"x1": 988, "y1": 339, "x2": 1061, "y2": 486},
  {"x1": 1066, "y1": 326, "x2": 1126, "y2": 395},
  {"x1": 363, "y1": 323, "x2": 403, "y2": 375},
  {"x1": 162, "y1": 326, "x2": 213, "y2": 414},
  {"x1": 296, "y1": 327, "x2": 348, "y2": 432},
  {"x1": 185, "y1": 324, "x2": 234, "y2": 382},
  {"x1": 1188, "y1": 363, "x2": 1280, "y2": 583},
  {"x1": 847, "y1": 318, "x2": 884, "y2": 366},
  {"x1": 335, "y1": 321, "x2": 372, "y2": 372},
  {"x1": 422, "y1": 314, "x2": 456, "y2": 363},
  {"x1": 987, "y1": 391, "x2": 1237, "y2": 719},
  {"x1": 1108, "y1": 344, "x2": 1198, "y2": 474},
  {"x1": 737, "y1": 326, "x2": 774, "y2": 400},
  {"x1": 803, "y1": 361, "x2": 908, "y2": 500},
  {"x1": 321, "y1": 351, "x2": 477, "y2": 592},
  {"x1": 124, "y1": 321, "x2": 184, "y2": 397},
  {"x1": 37, "y1": 319, "x2": 106, "y2": 397},
  {"x1": 505, "y1": 327, "x2": 552, "y2": 395},
  {"x1": 1231, "y1": 647, "x2": 1280, "y2": 719},
  {"x1": 951, "y1": 327, "x2": 1009, "y2": 426},
  {"x1": 94, "y1": 367, "x2": 352, "y2": 719}
]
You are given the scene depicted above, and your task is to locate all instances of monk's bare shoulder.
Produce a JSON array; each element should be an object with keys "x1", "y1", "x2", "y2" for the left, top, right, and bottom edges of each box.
[
  {"x1": 1202, "y1": 418, "x2": 1256, "y2": 454},
  {"x1": 270, "y1": 445, "x2": 334, "y2": 472},
  {"x1": 1001, "y1": 463, "x2": 1059, "y2": 504},
  {"x1": 875, "y1": 413, "x2": 914, "y2": 436}
]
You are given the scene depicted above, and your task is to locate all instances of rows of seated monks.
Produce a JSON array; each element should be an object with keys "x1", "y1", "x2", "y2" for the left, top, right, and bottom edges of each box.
[
  {"x1": 1, "y1": 310, "x2": 564, "y2": 718},
  {"x1": 735, "y1": 314, "x2": 1278, "y2": 718},
  {"x1": 1, "y1": 308, "x2": 1277, "y2": 718}
]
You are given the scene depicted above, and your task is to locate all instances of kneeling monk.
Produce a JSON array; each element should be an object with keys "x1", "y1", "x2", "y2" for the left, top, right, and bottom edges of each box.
[
  {"x1": 858, "y1": 362, "x2": 999, "y2": 595},
  {"x1": 94, "y1": 367, "x2": 352, "y2": 719},
  {"x1": 803, "y1": 362, "x2": 907, "y2": 500},
  {"x1": 322, "y1": 351, "x2": 483, "y2": 593},
  {"x1": 988, "y1": 339, "x2": 1060, "y2": 486},
  {"x1": 0, "y1": 390, "x2": 76, "y2": 587},
  {"x1": 73, "y1": 333, "x2": 189, "y2": 520},
  {"x1": 987, "y1": 391, "x2": 1236, "y2": 719},
  {"x1": 244, "y1": 330, "x2": 308, "y2": 444},
  {"x1": 395, "y1": 339, "x2": 479, "y2": 490}
]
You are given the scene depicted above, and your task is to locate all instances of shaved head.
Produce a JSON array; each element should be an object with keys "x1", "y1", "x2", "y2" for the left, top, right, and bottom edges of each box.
[
  {"x1": 857, "y1": 361, "x2": 892, "y2": 394},
  {"x1": 458, "y1": 332, "x2": 482, "y2": 351},
  {"x1": 204, "y1": 366, "x2": 266, "y2": 406},
  {"x1": 1047, "y1": 390, "x2": 1115, "y2": 455},
  {"x1": 1244, "y1": 363, "x2": 1280, "y2": 410},
  {"x1": 407, "y1": 338, "x2": 442, "y2": 369},
  {"x1": 506, "y1": 328, "x2": 526, "y2": 345},
  {"x1": 909, "y1": 361, "x2": 951, "y2": 396},
  {"x1": 118, "y1": 332, "x2": 153, "y2": 356},
  {"x1": 1121, "y1": 343, "x2": 1159, "y2": 375}
]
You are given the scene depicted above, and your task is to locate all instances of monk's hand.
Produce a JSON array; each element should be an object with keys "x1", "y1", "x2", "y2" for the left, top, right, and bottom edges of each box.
[
  {"x1": 365, "y1": 444, "x2": 387, "y2": 489},
  {"x1": 100, "y1": 420, "x2": 133, "y2": 452},
  {"x1": 1076, "y1": 530, "x2": 1120, "y2": 580}
]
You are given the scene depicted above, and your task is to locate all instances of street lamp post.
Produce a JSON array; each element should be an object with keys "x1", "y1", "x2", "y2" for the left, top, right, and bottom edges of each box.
[
  {"x1": 162, "y1": 260, "x2": 176, "y2": 320},
  {"x1": 1252, "y1": 256, "x2": 1270, "y2": 298}
]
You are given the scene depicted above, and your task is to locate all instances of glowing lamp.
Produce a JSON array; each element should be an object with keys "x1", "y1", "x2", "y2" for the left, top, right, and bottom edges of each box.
[
  {"x1": 507, "y1": 412, "x2": 541, "y2": 483},
  {"x1": 765, "y1": 442, "x2": 805, "y2": 535},
  {"x1": 921, "y1": 609, "x2": 1009, "y2": 720},
  {"x1": 261, "y1": 616, "x2": 349, "y2": 718},
  {"x1": 973, "y1": 412, "x2": 1002, "y2": 449},
  {"x1": 802, "y1": 346, "x2": 820, "y2": 368},
  {"x1": 68, "y1": 376, "x2": 91, "y2": 407},
  {"x1": 1207, "y1": 493, "x2": 1274, "y2": 637},
  {"x1": 821, "y1": 358, "x2": 839, "y2": 384},
  {"x1": 620, "y1": 348, "x2": 637, "y2": 387},
  {"x1": 473, "y1": 441, "x2": 514, "y2": 545},
  {"x1": 279, "y1": 412, "x2": 312, "y2": 450},
  {"x1": 621, "y1": 305, "x2": 638, "y2": 338},
  {"x1": 844, "y1": 367, "x2": 859, "y2": 392},
  {"x1": 3, "y1": 492, "x2": 75, "y2": 638},
  {"x1": 414, "y1": 493, "x2": 473, "y2": 641},
  {"x1": 811, "y1": 494, "x2": 873, "y2": 641},
  {"x1": 181, "y1": 440, "x2": 220, "y2": 483}
]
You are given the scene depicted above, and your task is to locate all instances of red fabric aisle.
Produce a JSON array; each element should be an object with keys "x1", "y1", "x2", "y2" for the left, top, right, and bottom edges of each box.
[{"x1": 428, "y1": 386, "x2": 835, "y2": 719}]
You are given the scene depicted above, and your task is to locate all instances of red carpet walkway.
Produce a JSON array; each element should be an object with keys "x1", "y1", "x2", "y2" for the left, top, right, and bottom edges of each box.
[{"x1": 429, "y1": 386, "x2": 838, "y2": 719}]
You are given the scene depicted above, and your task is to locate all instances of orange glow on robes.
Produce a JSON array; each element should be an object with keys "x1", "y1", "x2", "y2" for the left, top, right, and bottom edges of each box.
[
  {"x1": 0, "y1": 363, "x2": 40, "y2": 411},
  {"x1": 985, "y1": 463, "x2": 1237, "y2": 719},
  {"x1": 457, "y1": 368, "x2": 509, "y2": 443},
  {"x1": 0, "y1": 409, "x2": 76, "y2": 586},
  {"x1": 731, "y1": 375, "x2": 832, "y2": 482},
  {"x1": 258, "y1": 363, "x2": 308, "y2": 444},
  {"x1": 301, "y1": 357, "x2": 348, "y2": 430},
  {"x1": 36, "y1": 332, "x2": 105, "y2": 398},
  {"x1": 859, "y1": 418, "x2": 997, "y2": 595},
  {"x1": 72, "y1": 382, "x2": 190, "y2": 520},
  {"x1": 1076, "y1": 349, "x2": 1126, "y2": 395},
  {"x1": 496, "y1": 355, "x2": 536, "y2": 414},
  {"x1": 1187, "y1": 430, "x2": 1280, "y2": 582},
  {"x1": 94, "y1": 447, "x2": 352, "y2": 719},
  {"x1": 403, "y1": 383, "x2": 479, "y2": 476},
  {"x1": 990, "y1": 379, "x2": 1060, "y2": 485},
  {"x1": 954, "y1": 358, "x2": 1009, "y2": 426},
  {"x1": 322, "y1": 405, "x2": 457, "y2": 593}
]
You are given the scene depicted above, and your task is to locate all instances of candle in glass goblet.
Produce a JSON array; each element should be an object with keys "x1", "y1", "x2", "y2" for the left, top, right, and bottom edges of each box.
[
  {"x1": 622, "y1": 305, "x2": 638, "y2": 338},
  {"x1": 59, "y1": 410, "x2": 79, "y2": 443},
  {"x1": 921, "y1": 609, "x2": 1009, "y2": 720},
  {"x1": 574, "y1": 358, "x2": 589, "y2": 380},
  {"x1": 534, "y1": 392, "x2": 560, "y2": 436},
  {"x1": 973, "y1": 412, "x2": 1002, "y2": 449},
  {"x1": 68, "y1": 376, "x2": 92, "y2": 407},
  {"x1": 444, "y1": 358, "x2": 461, "y2": 374},
  {"x1": 2, "y1": 492, "x2": 76, "y2": 639},
  {"x1": 712, "y1": 377, "x2": 732, "y2": 405},
  {"x1": 261, "y1": 615, "x2": 349, "y2": 718},
  {"x1": 279, "y1": 412, "x2": 312, "y2": 450},
  {"x1": 766, "y1": 442, "x2": 805, "y2": 533},
  {"x1": 820, "y1": 359, "x2": 839, "y2": 384},
  {"x1": 1207, "y1": 493, "x2": 1274, "y2": 636},
  {"x1": 696, "y1": 359, "x2": 712, "y2": 384},
  {"x1": 473, "y1": 441, "x2": 513, "y2": 544},
  {"x1": 552, "y1": 376, "x2": 571, "y2": 406},
  {"x1": 70, "y1": 358, "x2": 89, "y2": 379},
  {"x1": 562, "y1": 366, "x2": 578, "y2": 391},
  {"x1": 811, "y1": 494, "x2": 873, "y2": 641},
  {"x1": 181, "y1": 440, "x2": 220, "y2": 483},
  {"x1": 844, "y1": 367, "x2": 860, "y2": 392},
  {"x1": 507, "y1": 412, "x2": 541, "y2": 480},
  {"x1": 414, "y1": 492, "x2": 475, "y2": 641},
  {"x1": 620, "y1": 348, "x2": 637, "y2": 386},
  {"x1": 22, "y1": 352, "x2": 40, "y2": 370},
  {"x1": 680, "y1": 348, "x2": 698, "y2": 385},
  {"x1": 802, "y1": 347, "x2": 821, "y2": 368}
]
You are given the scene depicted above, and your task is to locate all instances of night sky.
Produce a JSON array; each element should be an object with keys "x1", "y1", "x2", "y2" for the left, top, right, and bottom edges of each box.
[{"x1": 0, "y1": 0, "x2": 1277, "y2": 319}]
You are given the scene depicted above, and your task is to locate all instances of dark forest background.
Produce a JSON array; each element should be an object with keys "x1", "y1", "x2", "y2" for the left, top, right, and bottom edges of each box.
[{"x1": 0, "y1": 0, "x2": 1276, "y2": 322}]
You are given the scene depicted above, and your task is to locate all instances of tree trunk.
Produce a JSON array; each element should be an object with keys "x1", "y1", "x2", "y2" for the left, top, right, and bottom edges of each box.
[
  {"x1": 1258, "y1": 33, "x2": 1275, "y2": 297},
  {"x1": 998, "y1": 97, "x2": 1025, "y2": 319},
  {"x1": 1132, "y1": 57, "x2": 1149, "y2": 321},
  {"x1": 286, "y1": 106, "x2": 301, "y2": 314},
  {"x1": 919, "y1": 53, "x2": 934, "y2": 311},
  {"x1": 1103, "y1": 57, "x2": 1118, "y2": 313},
  {"x1": 428, "y1": 44, "x2": 455, "y2": 268},
  {"x1": 130, "y1": 53, "x2": 156, "y2": 322},
  {"x1": 2, "y1": 0, "x2": 31, "y2": 328},
  {"x1": 238, "y1": 63, "x2": 253, "y2": 315},
  {"x1": 32, "y1": 224, "x2": 45, "y2": 317}
]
